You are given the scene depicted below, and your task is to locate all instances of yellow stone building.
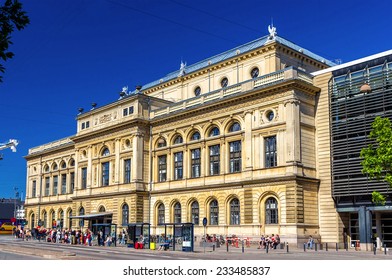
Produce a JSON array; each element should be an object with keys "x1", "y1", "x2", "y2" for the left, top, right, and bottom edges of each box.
[{"x1": 24, "y1": 28, "x2": 338, "y2": 246}]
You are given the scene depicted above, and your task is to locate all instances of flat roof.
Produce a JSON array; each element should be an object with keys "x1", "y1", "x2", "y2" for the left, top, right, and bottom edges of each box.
[{"x1": 312, "y1": 49, "x2": 392, "y2": 76}]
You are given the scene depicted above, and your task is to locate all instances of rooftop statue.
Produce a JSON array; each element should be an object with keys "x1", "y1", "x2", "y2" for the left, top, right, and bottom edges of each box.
[
  {"x1": 122, "y1": 86, "x2": 128, "y2": 94},
  {"x1": 178, "y1": 61, "x2": 186, "y2": 77},
  {"x1": 268, "y1": 24, "x2": 277, "y2": 40}
]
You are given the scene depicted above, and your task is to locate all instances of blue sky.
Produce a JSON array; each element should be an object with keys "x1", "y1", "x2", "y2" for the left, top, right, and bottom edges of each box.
[{"x1": 0, "y1": 0, "x2": 391, "y2": 199}]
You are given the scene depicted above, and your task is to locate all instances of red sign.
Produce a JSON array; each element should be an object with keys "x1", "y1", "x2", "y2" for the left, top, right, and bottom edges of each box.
[{"x1": 10, "y1": 217, "x2": 16, "y2": 223}]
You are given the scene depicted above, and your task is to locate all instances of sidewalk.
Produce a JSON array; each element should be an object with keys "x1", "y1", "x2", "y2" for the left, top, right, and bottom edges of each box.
[{"x1": 1, "y1": 235, "x2": 391, "y2": 260}]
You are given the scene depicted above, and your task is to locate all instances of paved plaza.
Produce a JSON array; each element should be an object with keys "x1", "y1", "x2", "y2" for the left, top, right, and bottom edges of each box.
[{"x1": 0, "y1": 234, "x2": 390, "y2": 260}]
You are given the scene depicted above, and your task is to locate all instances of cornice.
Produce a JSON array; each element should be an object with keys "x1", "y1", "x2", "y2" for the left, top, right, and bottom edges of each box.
[{"x1": 143, "y1": 43, "x2": 278, "y2": 95}]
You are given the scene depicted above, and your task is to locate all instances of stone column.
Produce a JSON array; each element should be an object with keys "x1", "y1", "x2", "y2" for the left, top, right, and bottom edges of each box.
[
  {"x1": 284, "y1": 97, "x2": 301, "y2": 164},
  {"x1": 244, "y1": 110, "x2": 253, "y2": 170},
  {"x1": 133, "y1": 131, "x2": 144, "y2": 182},
  {"x1": 87, "y1": 145, "x2": 93, "y2": 188},
  {"x1": 115, "y1": 138, "x2": 121, "y2": 184}
]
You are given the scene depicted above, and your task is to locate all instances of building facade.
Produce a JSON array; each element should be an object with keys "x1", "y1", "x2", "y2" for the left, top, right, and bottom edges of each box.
[
  {"x1": 26, "y1": 28, "x2": 383, "y2": 247},
  {"x1": 313, "y1": 51, "x2": 392, "y2": 250}
]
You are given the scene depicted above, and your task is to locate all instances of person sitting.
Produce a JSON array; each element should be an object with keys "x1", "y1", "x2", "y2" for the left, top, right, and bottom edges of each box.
[
  {"x1": 307, "y1": 235, "x2": 314, "y2": 249},
  {"x1": 157, "y1": 240, "x2": 170, "y2": 251},
  {"x1": 135, "y1": 235, "x2": 144, "y2": 249}
]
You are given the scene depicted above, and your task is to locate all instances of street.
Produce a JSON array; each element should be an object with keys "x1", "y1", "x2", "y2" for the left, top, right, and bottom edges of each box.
[{"x1": 0, "y1": 234, "x2": 391, "y2": 260}]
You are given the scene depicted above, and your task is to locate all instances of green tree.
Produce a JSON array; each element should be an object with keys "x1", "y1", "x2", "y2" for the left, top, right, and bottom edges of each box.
[
  {"x1": 0, "y1": 0, "x2": 29, "y2": 82},
  {"x1": 360, "y1": 116, "x2": 392, "y2": 205}
]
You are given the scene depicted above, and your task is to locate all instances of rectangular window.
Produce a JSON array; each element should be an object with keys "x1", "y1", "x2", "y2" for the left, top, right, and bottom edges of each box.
[
  {"x1": 265, "y1": 136, "x2": 277, "y2": 167},
  {"x1": 61, "y1": 174, "x2": 67, "y2": 194},
  {"x1": 158, "y1": 155, "x2": 167, "y2": 182},
  {"x1": 124, "y1": 159, "x2": 131, "y2": 183},
  {"x1": 191, "y1": 148, "x2": 201, "y2": 178},
  {"x1": 81, "y1": 168, "x2": 87, "y2": 189},
  {"x1": 81, "y1": 123, "x2": 85, "y2": 129},
  {"x1": 70, "y1": 172, "x2": 75, "y2": 192},
  {"x1": 209, "y1": 145, "x2": 220, "y2": 175},
  {"x1": 102, "y1": 162, "x2": 110, "y2": 186},
  {"x1": 123, "y1": 106, "x2": 134, "y2": 117},
  {"x1": 174, "y1": 152, "x2": 183, "y2": 180},
  {"x1": 45, "y1": 177, "x2": 50, "y2": 196},
  {"x1": 229, "y1": 141, "x2": 241, "y2": 173},
  {"x1": 86, "y1": 121, "x2": 90, "y2": 128},
  {"x1": 53, "y1": 175, "x2": 58, "y2": 195},
  {"x1": 32, "y1": 180, "x2": 36, "y2": 198}
]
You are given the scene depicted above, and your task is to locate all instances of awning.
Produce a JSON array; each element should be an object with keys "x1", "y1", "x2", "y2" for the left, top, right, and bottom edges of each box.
[{"x1": 69, "y1": 212, "x2": 113, "y2": 219}]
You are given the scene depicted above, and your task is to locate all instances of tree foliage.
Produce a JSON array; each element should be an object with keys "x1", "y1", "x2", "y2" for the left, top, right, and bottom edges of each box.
[
  {"x1": 360, "y1": 116, "x2": 392, "y2": 204},
  {"x1": 0, "y1": 0, "x2": 29, "y2": 82}
]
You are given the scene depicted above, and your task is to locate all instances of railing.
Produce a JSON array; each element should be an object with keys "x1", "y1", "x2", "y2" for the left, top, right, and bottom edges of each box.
[
  {"x1": 151, "y1": 67, "x2": 313, "y2": 118},
  {"x1": 29, "y1": 137, "x2": 73, "y2": 154}
]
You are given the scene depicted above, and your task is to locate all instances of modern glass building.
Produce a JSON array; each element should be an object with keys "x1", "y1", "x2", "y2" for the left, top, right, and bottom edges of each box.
[{"x1": 314, "y1": 51, "x2": 392, "y2": 249}]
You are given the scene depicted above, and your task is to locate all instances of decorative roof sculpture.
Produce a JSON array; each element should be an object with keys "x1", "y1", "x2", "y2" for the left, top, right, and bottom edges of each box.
[
  {"x1": 178, "y1": 61, "x2": 186, "y2": 77},
  {"x1": 268, "y1": 24, "x2": 277, "y2": 40}
]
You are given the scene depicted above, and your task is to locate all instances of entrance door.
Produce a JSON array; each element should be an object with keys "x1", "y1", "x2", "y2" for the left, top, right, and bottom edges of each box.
[{"x1": 381, "y1": 213, "x2": 392, "y2": 247}]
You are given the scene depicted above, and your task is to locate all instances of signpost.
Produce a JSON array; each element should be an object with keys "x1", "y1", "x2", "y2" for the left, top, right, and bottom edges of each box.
[{"x1": 202, "y1": 217, "x2": 207, "y2": 253}]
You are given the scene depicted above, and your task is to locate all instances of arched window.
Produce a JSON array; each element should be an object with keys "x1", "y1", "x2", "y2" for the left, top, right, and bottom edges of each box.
[
  {"x1": 229, "y1": 122, "x2": 241, "y2": 132},
  {"x1": 102, "y1": 147, "x2": 110, "y2": 156},
  {"x1": 158, "y1": 203, "x2": 165, "y2": 224},
  {"x1": 42, "y1": 211, "x2": 47, "y2": 228},
  {"x1": 58, "y1": 209, "x2": 64, "y2": 229},
  {"x1": 99, "y1": 206, "x2": 106, "y2": 212},
  {"x1": 265, "y1": 197, "x2": 278, "y2": 224},
  {"x1": 157, "y1": 138, "x2": 166, "y2": 148},
  {"x1": 174, "y1": 202, "x2": 181, "y2": 223},
  {"x1": 67, "y1": 209, "x2": 72, "y2": 229},
  {"x1": 209, "y1": 126, "x2": 220, "y2": 137},
  {"x1": 191, "y1": 131, "x2": 201, "y2": 141},
  {"x1": 230, "y1": 198, "x2": 240, "y2": 225},
  {"x1": 60, "y1": 161, "x2": 67, "y2": 169},
  {"x1": 44, "y1": 165, "x2": 50, "y2": 173},
  {"x1": 122, "y1": 204, "x2": 129, "y2": 226},
  {"x1": 52, "y1": 163, "x2": 58, "y2": 171},
  {"x1": 209, "y1": 199, "x2": 219, "y2": 225},
  {"x1": 30, "y1": 213, "x2": 35, "y2": 228},
  {"x1": 69, "y1": 159, "x2": 75, "y2": 167},
  {"x1": 79, "y1": 207, "x2": 85, "y2": 227},
  {"x1": 191, "y1": 201, "x2": 199, "y2": 225},
  {"x1": 173, "y1": 135, "x2": 183, "y2": 145}
]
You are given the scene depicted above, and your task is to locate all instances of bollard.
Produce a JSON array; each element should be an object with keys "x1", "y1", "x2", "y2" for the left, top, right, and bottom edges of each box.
[
  {"x1": 226, "y1": 241, "x2": 229, "y2": 252},
  {"x1": 336, "y1": 243, "x2": 338, "y2": 251},
  {"x1": 326, "y1": 243, "x2": 328, "y2": 251},
  {"x1": 345, "y1": 242, "x2": 348, "y2": 251},
  {"x1": 384, "y1": 244, "x2": 387, "y2": 255},
  {"x1": 242, "y1": 240, "x2": 244, "y2": 253},
  {"x1": 286, "y1": 242, "x2": 289, "y2": 253},
  {"x1": 304, "y1": 243, "x2": 306, "y2": 252},
  {"x1": 315, "y1": 243, "x2": 317, "y2": 252},
  {"x1": 213, "y1": 244, "x2": 215, "y2": 251},
  {"x1": 374, "y1": 244, "x2": 376, "y2": 255},
  {"x1": 266, "y1": 244, "x2": 269, "y2": 254}
]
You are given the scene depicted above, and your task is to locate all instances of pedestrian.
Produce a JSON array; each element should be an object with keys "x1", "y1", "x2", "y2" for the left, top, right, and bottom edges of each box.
[{"x1": 307, "y1": 235, "x2": 314, "y2": 249}]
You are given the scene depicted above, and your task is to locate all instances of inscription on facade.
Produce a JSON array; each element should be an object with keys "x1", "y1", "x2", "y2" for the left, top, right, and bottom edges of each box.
[{"x1": 100, "y1": 114, "x2": 112, "y2": 124}]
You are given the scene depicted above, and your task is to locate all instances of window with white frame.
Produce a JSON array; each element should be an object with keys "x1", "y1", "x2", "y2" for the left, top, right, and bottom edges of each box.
[
  {"x1": 158, "y1": 155, "x2": 167, "y2": 182},
  {"x1": 191, "y1": 148, "x2": 201, "y2": 178},
  {"x1": 174, "y1": 152, "x2": 183, "y2": 180}
]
